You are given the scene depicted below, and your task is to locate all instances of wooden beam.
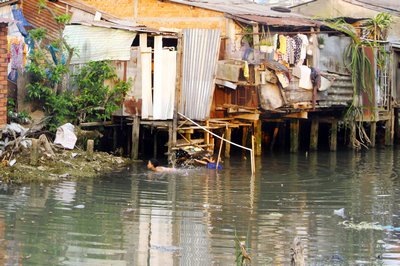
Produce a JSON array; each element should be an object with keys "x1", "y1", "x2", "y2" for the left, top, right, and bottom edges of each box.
[
  {"x1": 284, "y1": 112, "x2": 308, "y2": 119},
  {"x1": 310, "y1": 120, "x2": 319, "y2": 151},
  {"x1": 329, "y1": 121, "x2": 338, "y2": 152},
  {"x1": 290, "y1": 120, "x2": 299, "y2": 153},
  {"x1": 131, "y1": 116, "x2": 140, "y2": 160}
]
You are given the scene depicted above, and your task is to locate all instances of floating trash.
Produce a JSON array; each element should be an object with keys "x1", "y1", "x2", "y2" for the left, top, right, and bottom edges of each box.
[{"x1": 333, "y1": 208, "x2": 345, "y2": 218}]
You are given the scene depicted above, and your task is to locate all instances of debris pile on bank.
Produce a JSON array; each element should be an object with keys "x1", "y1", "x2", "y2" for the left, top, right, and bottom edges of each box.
[{"x1": 0, "y1": 121, "x2": 129, "y2": 184}]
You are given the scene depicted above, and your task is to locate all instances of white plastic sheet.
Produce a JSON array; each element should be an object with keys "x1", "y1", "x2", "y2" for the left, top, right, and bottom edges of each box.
[{"x1": 54, "y1": 123, "x2": 77, "y2": 150}]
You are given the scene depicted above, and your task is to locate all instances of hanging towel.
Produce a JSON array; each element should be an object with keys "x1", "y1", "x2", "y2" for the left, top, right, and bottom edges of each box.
[{"x1": 298, "y1": 65, "x2": 313, "y2": 90}]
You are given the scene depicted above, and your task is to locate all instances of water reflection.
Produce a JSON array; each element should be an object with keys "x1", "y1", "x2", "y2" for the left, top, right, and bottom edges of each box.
[{"x1": 1, "y1": 148, "x2": 400, "y2": 265}]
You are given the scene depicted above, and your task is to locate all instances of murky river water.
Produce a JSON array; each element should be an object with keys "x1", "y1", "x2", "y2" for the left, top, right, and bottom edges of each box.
[{"x1": 1, "y1": 148, "x2": 400, "y2": 265}]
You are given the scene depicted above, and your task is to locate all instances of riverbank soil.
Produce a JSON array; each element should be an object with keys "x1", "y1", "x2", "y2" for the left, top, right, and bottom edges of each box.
[{"x1": 0, "y1": 149, "x2": 129, "y2": 184}]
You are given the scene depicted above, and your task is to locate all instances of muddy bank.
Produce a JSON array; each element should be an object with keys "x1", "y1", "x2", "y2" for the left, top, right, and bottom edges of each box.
[{"x1": 0, "y1": 149, "x2": 130, "y2": 184}]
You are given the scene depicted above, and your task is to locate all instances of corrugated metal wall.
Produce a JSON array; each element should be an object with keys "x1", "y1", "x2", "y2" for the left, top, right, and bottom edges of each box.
[
  {"x1": 180, "y1": 29, "x2": 221, "y2": 121},
  {"x1": 22, "y1": 0, "x2": 69, "y2": 41}
]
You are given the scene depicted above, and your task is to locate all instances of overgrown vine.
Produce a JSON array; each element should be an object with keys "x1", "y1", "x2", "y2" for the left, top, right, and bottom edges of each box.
[{"x1": 325, "y1": 13, "x2": 392, "y2": 149}]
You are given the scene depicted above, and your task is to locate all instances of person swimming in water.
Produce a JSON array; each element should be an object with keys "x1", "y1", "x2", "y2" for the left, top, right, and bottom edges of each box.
[{"x1": 147, "y1": 159, "x2": 176, "y2": 172}]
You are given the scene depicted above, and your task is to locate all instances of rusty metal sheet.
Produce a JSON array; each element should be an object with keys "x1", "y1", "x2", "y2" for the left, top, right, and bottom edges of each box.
[{"x1": 234, "y1": 14, "x2": 322, "y2": 27}]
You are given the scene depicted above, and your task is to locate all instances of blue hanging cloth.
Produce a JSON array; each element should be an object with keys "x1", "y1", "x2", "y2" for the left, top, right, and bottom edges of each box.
[{"x1": 11, "y1": 7, "x2": 31, "y2": 37}]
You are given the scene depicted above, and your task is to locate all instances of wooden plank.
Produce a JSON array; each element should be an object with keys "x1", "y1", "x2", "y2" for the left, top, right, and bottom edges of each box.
[{"x1": 284, "y1": 112, "x2": 308, "y2": 119}]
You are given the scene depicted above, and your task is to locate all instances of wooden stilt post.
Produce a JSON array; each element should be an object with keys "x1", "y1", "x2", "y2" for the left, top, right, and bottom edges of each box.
[
  {"x1": 168, "y1": 122, "x2": 173, "y2": 164},
  {"x1": 113, "y1": 127, "x2": 117, "y2": 152},
  {"x1": 205, "y1": 120, "x2": 210, "y2": 151},
  {"x1": 394, "y1": 108, "x2": 400, "y2": 143},
  {"x1": 279, "y1": 122, "x2": 287, "y2": 151},
  {"x1": 370, "y1": 121, "x2": 376, "y2": 147},
  {"x1": 310, "y1": 120, "x2": 319, "y2": 151},
  {"x1": 153, "y1": 130, "x2": 158, "y2": 158},
  {"x1": 349, "y1": 122, "x2": 356, "y2": 149},
  {"x1": 242, "y1": 126, "x2": 248, "y2": 158},
  {"x1": 216, "y1": 133, "x2": 224, "y2": 171},
  {"x1": 131, "y1": 116, "x2": 140, "y2": 160},
  {"x1": 270, "y1": 126, "x2": 279, "y2": 151},
  {"x1": 30, "y1": 139, "x2": 39, "y2": 166},
  {"x1": 171, "y1": 32, "x2": 182, "y2": 166},
  {"x1": 225, "y1": 127, "x2": 232, "y2": 158},
  {"x1": 329, "y1": 120, "x2": 338, "y2": 152},
  {"x1": 385, "y1": 118, "x2": 393, "y2": 146},
  {"x1": 87, "y1": 139, "x2": 94, "y2": 161},
  {"x1": 290, "y1": 120, "x2": 299, "y2": 153},
  {"x1": 254, "y1": 119, "x2": 262, "y2": 156}
]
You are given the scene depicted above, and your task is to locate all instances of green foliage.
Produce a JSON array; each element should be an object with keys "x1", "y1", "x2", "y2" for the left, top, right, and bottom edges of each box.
[
  {"x1": 364, "y1": 12, "x2": 393, "y2": 41},
  {"x1": 29, "y1": 28, "x2": 47, "y2": 42},
  {"x1": 55, "y1": 14, "x2": 71, "y2": 24},
  {"x1": 7, "y1": 98, "x2": 31, "y2": 124},
  {"x1": 25, "y1": 3, "x2": 129, "y2": 131},
  {"x1": 26, "y1": 60, "x2": 130, "y2": 131},
  {"x1": 324, "y1": 14, "x2": 391, "y2": 148},
  {"x1": 74, "y1": 61, "x2": 131, "y2": 122},
  {"x1": 241, "y1": 26, "x2": 253, "y2": 46}
]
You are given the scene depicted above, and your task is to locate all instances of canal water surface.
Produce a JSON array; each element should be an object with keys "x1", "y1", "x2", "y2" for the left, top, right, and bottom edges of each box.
[{"x1": 1, "y1": 148, "x2": 400, "y2": 265}]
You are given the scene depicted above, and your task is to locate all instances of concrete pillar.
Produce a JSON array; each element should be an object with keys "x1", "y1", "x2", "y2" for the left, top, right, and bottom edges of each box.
[{"x1": 87, "y1": 139, "x2": 94, "y2": 161}]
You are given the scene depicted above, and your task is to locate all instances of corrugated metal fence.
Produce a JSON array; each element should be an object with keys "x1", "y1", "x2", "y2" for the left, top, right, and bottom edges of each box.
[{"x1": 180, "y1": 29, "x2": 221, "y2": 121}]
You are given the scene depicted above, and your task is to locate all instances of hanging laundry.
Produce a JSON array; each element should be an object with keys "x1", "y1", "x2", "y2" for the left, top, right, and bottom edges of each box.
[
  {"x1": 286, "y1": 37, "x2": 298, "y2": 65},
  {"x1": 298, "y1": 34, "x2": 309, "y2": 65},
  {"x1": 296, "y1": 65, "x2": 313, "y2": 90},
  {"x1": 278, "y1": 35, "x2": 287, "y2": 54},
  {"x1": 273, "y1": 34, "x2": 278, "y2": 51},
  {"x1": 292, "y1": 35, "x2": 302, "y2": 65},
  {"x1": 243, "y1": 61, "x2": 249, "y2": 79},
  {"x1": 8, "y1": 39, "x2": 24, "y2": 82}
]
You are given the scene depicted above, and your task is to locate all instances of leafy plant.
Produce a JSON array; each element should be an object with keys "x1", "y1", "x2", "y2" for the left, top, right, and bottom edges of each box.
[
  {"x1": 25, "y1": 2, "x2": 130, "y2": 131},
  {"x1": 241, "y1": 26, "x2": 253, "y2": 46},
  {"x1": 317, "y1": 35, "x2": 325, "y2": 45},
  {"x1": 259, "y1": 26, "x2": 273, "y2": 46},
  {"x1": 325, "y1": 18, "x2": 384, "y2": 148},
  {"x1": 363, "y1": 12, "x2": 393, "y2": 41}
]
